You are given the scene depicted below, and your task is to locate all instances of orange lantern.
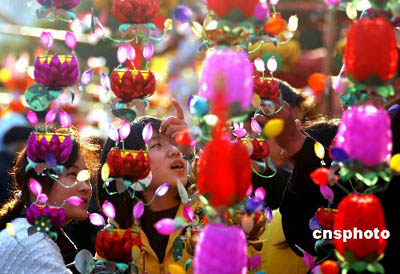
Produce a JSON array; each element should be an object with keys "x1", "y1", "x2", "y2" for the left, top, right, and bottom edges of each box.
[{"x1": 264, "y1": 15, "x2": 286, "y2": 36}]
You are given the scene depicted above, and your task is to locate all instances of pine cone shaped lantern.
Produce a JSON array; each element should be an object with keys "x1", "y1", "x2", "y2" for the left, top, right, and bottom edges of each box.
[
  {"x1": 333, "y1": 104, "x2": 392, "y2": 167},
  {"x1": 112, "y1": 0, "x2": 159, "y2": 24},
  {"x1": 333, "y1": 194, "x2": 387, "y2": 261},
  {"x1": 194, "y1": 223, "x2": 248, "y2": 274},
  {"x1": 344, "y1": 17, "x2": 398, "y2": 84},
  {"x1": 197, "y1": 137, "x2": 252, "y2": 209}
]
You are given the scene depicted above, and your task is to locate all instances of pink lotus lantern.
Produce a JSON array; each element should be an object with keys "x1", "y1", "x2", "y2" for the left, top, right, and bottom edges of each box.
[
  {"x1": 198, "y1": 49, "x2": 253, "y2": 113},
  {"x1": 194, "y1": 223, "x2": 248, "y2": 274},
  {"x1": 333, "y1": 104, "x2": 392, "y2": 167}
]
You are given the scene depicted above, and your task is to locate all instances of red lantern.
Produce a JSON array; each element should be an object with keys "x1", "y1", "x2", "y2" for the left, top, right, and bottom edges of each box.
[
  {"x1": 333, "y1": 194, "x2": 387, "y2": 260},
  {"x1": 308, "y1": 73, "x2": 327, "y2": 97},
  {"x1": 106, "y1": 148, "x2": 150, "y2": 182},
  {"x1": 264, "y1": 15, "x2": 286, "y2": 36},
  {"x1": 95, "y1": 229, "x2": 142, "y2": 263},
  {"x1": 320, "y1": 260, "x2": 340, "y2": 274},
  {"x1": 112, "y1": 0, "x2": 159, "y2": 24},
  {"x1": 251, "y1": 138, "x2": 270, "y2": 161},
  {"x1": 310, "y1": 168, "x2": 329, "y2": 186},
  {"x1": 197, "y1": 136, "x2": 252, "y2": 208},
  {"x1": 206, "y1": 0, "x2": 259, "y2": 21},
  {"x1": 344, "y1": 17, "x2": 398, "y2": 83},
  {"x1": 110, "y1": 69, "x2": 156, "y2": 102},
  {"x1": 253, "y1": 77, "x2": 281, "y2": 101},
  {"x1": 315, "y1": 207, "x2": 337, "y2": 230}
]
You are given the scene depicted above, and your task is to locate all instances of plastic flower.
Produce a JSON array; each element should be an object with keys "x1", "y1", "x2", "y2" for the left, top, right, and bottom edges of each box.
[
  {"x1": 112, "y1": 0, "x2": 159, "y2": 23},
  {"x1": 34, "y1": 55, "x2": 79, "y2": 90},
  {"x1": 197, "y1": 137, "x2": 252, "y2": 208},
  {"x1": 206, "y1": 0, "x2": 260, "y2": 22},
  {"x1": 95, "y1": 229, "x2": 142, "y2": 263},
  {"x1": 253, "y1": 77, "x2": 281, "y2": 101},
  {"x1": 333, "y1": 194, "x2": 386, "y2": 260},
  {"x1": 199, "y1": 49, "x2": 254, "y2": 113},
  {"x1": 26, "y1": 204, "x2": 66, "y2": 229},
  {"x1": 26, "y1": 132, "x2": 72, "y2": 165},
  {"x1": 333, "y1": 104, "x2": 392, "y2": 167},
  {"x1": 106, "y1": 148, "x2": 150, "y2": 182},
  {"x1": 194, "y1": 223, "x2": 248, "y2": 274},
  {"x1": 344, "y1": 17, "x2": 398, "y2": 83},
  {"x1": 110, "y1": 69, "x2": 156, "y2": 102},
  {"x1": 37, "y1": 0, "x2": 80, "y2": 9}
]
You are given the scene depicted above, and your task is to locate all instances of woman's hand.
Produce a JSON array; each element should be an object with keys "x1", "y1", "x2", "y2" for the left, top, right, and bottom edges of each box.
[
  {"x1": 160, "y1": 99, "x2": 192, "y2": 155},
  {"x1": 255, "y1": 101, "x2": 306, "y2": 158}
]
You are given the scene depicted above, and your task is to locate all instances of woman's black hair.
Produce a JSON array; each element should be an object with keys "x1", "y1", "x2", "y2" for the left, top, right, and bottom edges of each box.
[{"x1": 98, "y1": 116, "x2": 162, "y2": 229}]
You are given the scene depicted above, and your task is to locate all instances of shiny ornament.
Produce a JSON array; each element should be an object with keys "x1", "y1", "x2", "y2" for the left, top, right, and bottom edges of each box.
[
  {"x1": 199, "y1": 49, "x2": 253, "y2": 113},
  {"x1": 308, "y1": 73, "x2": 326, "y2": 94},
  {"x1": 112, "y1": 0, "x2": 159, "y2": 23},
  {"x1": 197, "y1": 137, "x2": 252, "y2": 208},
  {"x1": 315, "y1": 207, "x2": 337, "y2": 230},
  {"x1": 95, "y1": 229, "x2": 142, "y2": 263},
  {"x1": 334, "y1": 105, "x2": 392, "y2": 166},
  {"x1": 389, "y1": 153, "x2": 400, "y2": 173},
  {"x1": 194, "y1": 223, "x2": 247, "y2": 274},
  {"x1": 344, "y1": 17, "x2": 398, "y2": 83},
  {"x1": 110, "y1": 69, "x2": 156, "y2": 102},
  {"x1": 333, "y1": 194, "x2": 386, "y2": 260},
  {"x1": 263, "y1": 119, "x2": 284, "y2": 138},
  {"x1": 106, "y1": 148, "x2": 150, "y2": 182}
]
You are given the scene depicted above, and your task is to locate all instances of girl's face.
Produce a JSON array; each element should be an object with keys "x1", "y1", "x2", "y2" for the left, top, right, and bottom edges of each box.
[
  {"x1": 46, "y1": 155, "x2": 92, "y2": 223},
  {"x1": 147, "y1": 133, "x2": 188, "y2": 191}
]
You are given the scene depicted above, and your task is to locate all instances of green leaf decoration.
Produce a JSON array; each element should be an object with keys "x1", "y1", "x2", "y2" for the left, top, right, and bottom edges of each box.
[
  {"x1": 356, "y1": 172, "x2": 378, "y2": 187},
  {"x1": 351, "y1": 261, "x2": 367, "y2": 272},
  {"x1": 119, "y1": 24, "x2": 132, "y2": 33},
  {"x1": 375, "y1": 85, "x2": 394, "y2": 98},
  {"x1": 366, "y1": 263, "x2": 378, "y2": 273},
  {"x1": 25, "y1": 84, "x2": 51, "y2": 111},
  {"x1": 184, "y1": 259, "x2": 193, "y2": 271},
  {"x1": 115, "y1": 263, "x2": 128, "y2": 272},
  {"x1": 112, "y1": 107, "x2": 137, "y2": 122},
  {"x1": 65, "y1": 10, "x2": 76, "y2": 21},
  {"x1": 340, "y1": 168, "x2": 354, "y2": 182},
  {"x1": 145, "y1": 23, "x2": 156, "y2": 30}
]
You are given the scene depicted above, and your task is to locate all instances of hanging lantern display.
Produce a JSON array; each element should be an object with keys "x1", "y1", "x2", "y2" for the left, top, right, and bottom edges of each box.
[
  {"x1": 333, "y1": 194, "x2": 386, "y2": 267},
  {"x1": 36, "y1": 0, "x2": 80, "y2": 20},
  {"x1": 25, "y1": 32, "x2": 79, "y2": 112},
  {"x1": 112, "y1": 0, "x2": 159, "y2": 24},
  {"x1": 198, "y1": 49, "x2": 254, "y2": 118},
  {"x1": 340, "y1": 17, "x2": 398, "y2": 107},
  {"x1": 330, "y1": 104, "x2": 393, "y2": 188},
  {"x1": 194, "y1": 223, "x2": 248, "y2": 274},
  {"x1": 197, "y1": 136, "x2": 252, "y2": 209}
]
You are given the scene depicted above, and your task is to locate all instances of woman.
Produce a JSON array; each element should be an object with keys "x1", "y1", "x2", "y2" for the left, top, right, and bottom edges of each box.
[
  {"x1": 98, "y1": 101, "x2": 197, "y2": 273},
  {"x1": 0, "y1": 128, "x2": 99, "y2": 274}
]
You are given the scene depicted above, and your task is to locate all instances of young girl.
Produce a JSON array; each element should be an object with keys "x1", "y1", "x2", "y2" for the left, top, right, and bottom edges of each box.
[
  {"x1": 0, "y1": 128, "x2": 99, "y2": 274},
  {"x1": 98, "y1": 102, "x2": 198, "y2": 273}
]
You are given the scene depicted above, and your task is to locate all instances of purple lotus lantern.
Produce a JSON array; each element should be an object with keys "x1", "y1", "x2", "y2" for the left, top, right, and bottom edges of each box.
[
  {"x1": 37, "y1": 0, "x2": 80, "y2": 10},
  {"x1": 26, "y1": 132, "x2": 73, "y2": 165},
  {"x1": 26, "y1": 203, "x2": 66, "y2": 231},
  {"x1": 198, "y1": 49, "x2": 254, "y2": 113},
  {"x1": 333, "y1": 104, "x2": 392, "y2": 167},
  {"x1": 194, "y1": 223, "x2": 248, "y2": 274},
  {"x1": 34, "y1": 55, "x2": 79, "y2": 90}
]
